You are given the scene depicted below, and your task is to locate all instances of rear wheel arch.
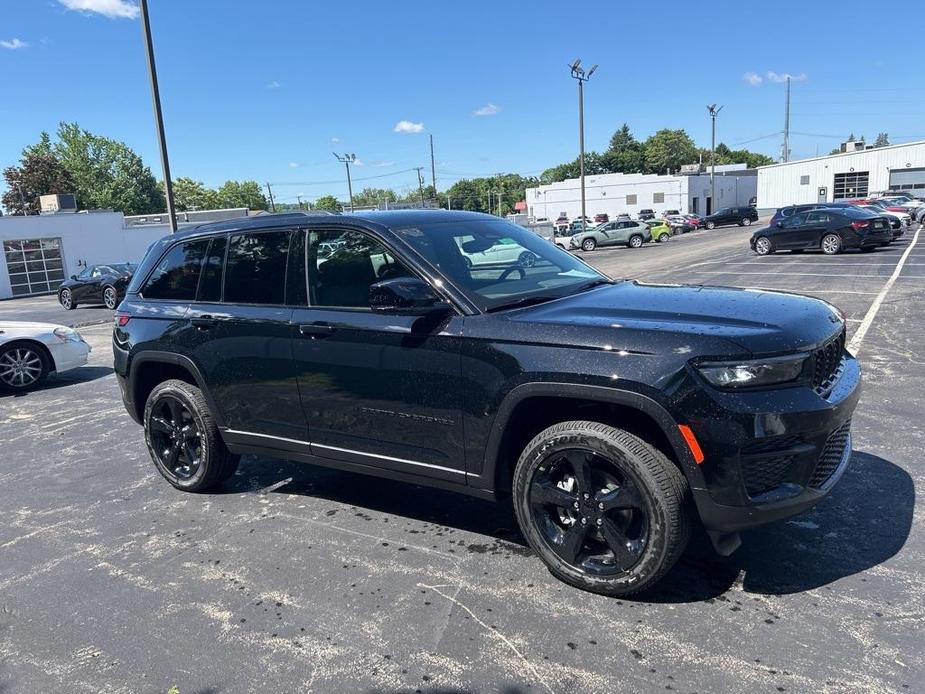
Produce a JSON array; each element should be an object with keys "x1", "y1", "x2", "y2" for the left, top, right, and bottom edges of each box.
[
  {"x1": 482, "y1": 383, "x2": 703, "y2": 496},
  {"x1": 129, "y1": 353, "x2": 223, "y2": 427}
]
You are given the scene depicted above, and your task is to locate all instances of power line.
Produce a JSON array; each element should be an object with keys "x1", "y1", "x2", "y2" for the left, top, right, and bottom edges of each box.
[{"x1": 268, "y1": 168, "x2": 418, "y2": 186}]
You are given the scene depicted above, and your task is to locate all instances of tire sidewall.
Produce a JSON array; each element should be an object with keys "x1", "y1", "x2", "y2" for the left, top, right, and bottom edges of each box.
[
  {"x1": 103, "y1": 285, "x2": 118, "y2": 310},
  {"x1": 629, "y1": 235, "x2": 643, "y2": 248},
  {"x1": 0, "y1": 341, "x2": 49, "y2": 392},
  {"x1": 582, "y1": 238, "x2": 596, "y2": 251},
  {"x1": 755, "y1": 237, "x2": 772, "y2": 255},
  {"x1": 822, "y1": 234, "x2": 842, "y2": 255},
  {"x1": 513, "y1": 427, "x2": 676, "y2": 595},
  {"x1": 144, "y1": 381, "x2": 215, "y2": 490},
  {"x1": 60, "y1": 288, "x2": 73, "y2": 310}
]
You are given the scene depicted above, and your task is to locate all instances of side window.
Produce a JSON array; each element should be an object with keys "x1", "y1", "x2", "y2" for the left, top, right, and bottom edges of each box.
[
  {"x1": 142, "y1": 239, "x2": 210, "y2": 300},
  {"x1": 91, "y1": 266, "x2": 103, "y2": 278},
  {"x1": 224, "y1": 230, "x2": 291, "y2": 305},
  {"x1": 196, "y1": 237, "x2": 226, "y2": 302},
  {"x1": 781, "y1": 213, "x2": 807, "y2": 229},
  {"x1": 77, "y1": 267, "x2": 93, "y2": 280},
  {"x1": 308, "y1": 229, "x2": 411, "y2": 308}
]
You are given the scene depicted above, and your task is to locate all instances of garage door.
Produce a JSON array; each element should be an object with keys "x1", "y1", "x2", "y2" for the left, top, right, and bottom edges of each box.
[
  {"x1": 3, "y1": 238, "x2": 66, "y2": 296},
  {"x1": 889, "y1": 167, "x2": 925, "y2": 193}
]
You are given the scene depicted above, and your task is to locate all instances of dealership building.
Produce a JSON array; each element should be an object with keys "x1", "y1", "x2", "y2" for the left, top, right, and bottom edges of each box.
[
  {"x1": 755, "y1": 140, "x2": 925, "y2": 213},
  {"x1": 524, "y1": 165, "x2": 757, "y2": 221}
]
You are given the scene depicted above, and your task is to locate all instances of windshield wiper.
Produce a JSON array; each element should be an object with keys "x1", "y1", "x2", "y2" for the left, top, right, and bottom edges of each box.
[
  {"x1": 486, "y1": 295, "x2": 558, "y2": 313},
  {"x1": 573, "y1": 278, "x2": 613, "y2": 293}
]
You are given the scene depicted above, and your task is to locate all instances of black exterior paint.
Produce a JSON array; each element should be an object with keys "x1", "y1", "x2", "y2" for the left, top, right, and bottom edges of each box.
[
  {"x1": 113, "y1": 210, "x2": 860, "y2": 548},
  {"x1": 59, "y1": 264, "x2": 134, "y2": 306},
  {"x1": 750, "y1": 210, "x2": 894, "y2": 252}
]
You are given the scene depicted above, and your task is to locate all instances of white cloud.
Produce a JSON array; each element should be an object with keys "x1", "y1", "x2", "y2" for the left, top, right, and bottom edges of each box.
[
  {"x1": 58, "y1": 0, "x2": 139, "y2": 19},
  {"x1": 393, "y1": 120, "x2": 424, "y2": 134},
  {"x1": 0, "y1": 38, "x2": 29, "y2": 50},
  {"x1": 369, "y1": 160, "x2": 394, "y2": 168},
  {"x1": 473, "y1": 103, "x2": 500, "y2": 116},
  {"x1": 288, "y1": 162, "x2": 299, "y2": 168},
  {"x1": 743, "y1": 71, "x2": 763, "y2": 86},
  {"x1": 266, "y1": 80, "x2": 281, "y2": 89},
  {"x1": 766, "y1": 71, "x2": 807, "y2": 83},
  {"x1": 330, "y1": 137, "x2": 340, "y2": 144}
]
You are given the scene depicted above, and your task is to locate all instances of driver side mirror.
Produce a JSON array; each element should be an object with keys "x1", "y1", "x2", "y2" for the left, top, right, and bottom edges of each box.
[
  {"x1": 369, "y1": 277, "x2": 451, "y2": 316},
  {"x1": 776, "y1": 222, "x2": 783, "y2": 228}
]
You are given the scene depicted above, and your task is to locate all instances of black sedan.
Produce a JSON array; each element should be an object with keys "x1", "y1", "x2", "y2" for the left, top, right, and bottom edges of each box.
[
  {"x1": 58, "y1": 263, "x2": 136, "y2": 310},
  {"x1": 750, "y1": 208, "x2": 893, "y2": 255},
  {"x1": 702, "y1": 206, "x2": 759, "y2": 229}
]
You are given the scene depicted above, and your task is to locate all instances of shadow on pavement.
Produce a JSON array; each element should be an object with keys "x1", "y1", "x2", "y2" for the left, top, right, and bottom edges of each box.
[{"x1": 0, "y1": 366, "x2": 113, "y2": 398}]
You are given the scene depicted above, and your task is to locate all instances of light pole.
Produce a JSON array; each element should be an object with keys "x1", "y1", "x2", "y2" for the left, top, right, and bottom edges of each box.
[
  {"x1": 706, "y1": 104, "x2": 723, "y2": 216},
  {"x1": 140, "y1": 0, "x2": 177, "y2": 232},
  {"x1": 333, "y1": 153, "x2": 356, "y2": 211},
  {"x1": 569, "y1": 59, "x2": 597, "y2": 232}
]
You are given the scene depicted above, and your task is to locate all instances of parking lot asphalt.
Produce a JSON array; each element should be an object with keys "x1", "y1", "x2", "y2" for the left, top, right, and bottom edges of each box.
[
  {"x1": 0, "y1": 292, "x2": 115, "y2": 328},
  {"x1": 1, "y1": 224, "x2": 923, "y2": 693}
]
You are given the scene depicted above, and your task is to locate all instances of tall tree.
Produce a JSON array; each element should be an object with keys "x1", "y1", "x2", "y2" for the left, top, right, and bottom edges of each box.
[
  {"x1": 608, "y1": 123, "x2": 638, "y2": 153},
  {"x1": 642, "y1": 129, "x2": 698, "y2": 174},
  {"x1": 1, "y1": 141, "x2": 75, "y2": 215},
  {"x1": 215, "y1": 180, "x2": 268, "y2": 210},
  {"x1": 53, "y1": 122, "x2": 164, "y2": 215},
  {"x1": 172, "y1": 177, "x2": 218, "y2": 211},
  {"x1": 874, "y1": 132, "x2": 890, "y2": 147},
  {"x1": 314, "y1": 195, "x2": 341, "y2": 210},
  {"x1": 352, "y1": 187, "x2": 398, "y2": 207}
]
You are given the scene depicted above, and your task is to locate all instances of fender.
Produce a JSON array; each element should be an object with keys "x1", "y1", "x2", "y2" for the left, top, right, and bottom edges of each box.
[
  {"x1": 127, "y1": 350, "x2": 227, "y2": 428},
  {"x1": 471, "y1": 381, "x2": 707, "y2": 492}
]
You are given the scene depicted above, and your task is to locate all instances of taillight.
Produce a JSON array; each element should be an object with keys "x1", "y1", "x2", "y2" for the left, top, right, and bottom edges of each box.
[
  {"x1": 115, "y1": 312, "x2": 131, "y2": 327},
  {"x1": 850, "y1": 221, "x2": 869, "y2": 230}
]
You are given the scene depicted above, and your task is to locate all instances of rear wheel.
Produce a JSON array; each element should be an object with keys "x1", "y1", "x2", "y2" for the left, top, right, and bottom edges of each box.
[
  {"x1": 144, "y1": 379, "x2": 240, "y2": 492},
  {"x1": 59, "y1": 288, "x2": 76, "y2": 310},
  {"x1": 754, "y1": 236, "x2": 773, "y2": 255},
  {"x1": 821, "y1": 234, "x2": 842, "y2": 255},
  {"x1": 103, "y1": 285, "x2": 118, "y2": 310},
  {"x1": 656, "y1": 233, "x2": 669, "y2": 243},
  {"x1": 513, "y1": 421, "x2": 690, "y2": 597},
  {"x1": 581, "y1": 238, "x2": 597, "y2": 252},
  {"x1": 741, "y1": 218, "x2": 752, "y2": 226},
  {"x1": 628, "y1": 234, "x2": 644, "y2": 249},
  {"x1": 705, "y1": 221, "x2": 716, "y2": 230},
  {"x1": 0, "y1": 342, "x2": 49, "y2": 392}
]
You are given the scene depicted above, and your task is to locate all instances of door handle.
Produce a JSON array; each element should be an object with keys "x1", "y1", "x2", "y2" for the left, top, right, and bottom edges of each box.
[
  {"x1": 191, "y1": 315, "x2": 217, "y2": 330},
  {"x1": 299, "y1": 323, "x2": 336, "y2": 337}
]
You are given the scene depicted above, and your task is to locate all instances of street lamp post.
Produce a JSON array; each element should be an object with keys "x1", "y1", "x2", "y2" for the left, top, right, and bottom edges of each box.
[
  {"x1": 706, "y1": 104, "x2": 723, "y2": 216},
  {"x1": 333, "y1": 153, "x2": 356, "y2": 211},
  {"x1": 139, "y1": 0, "x2": 177, "y2": 232},
  {"x1": 569, "y1": 60, "x2": 597, "y2": 232}
]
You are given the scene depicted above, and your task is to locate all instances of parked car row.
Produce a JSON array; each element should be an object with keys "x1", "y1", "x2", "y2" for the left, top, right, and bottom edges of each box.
[{"x1": 751, "y1": 205, "x2": 898, "y2": 256}]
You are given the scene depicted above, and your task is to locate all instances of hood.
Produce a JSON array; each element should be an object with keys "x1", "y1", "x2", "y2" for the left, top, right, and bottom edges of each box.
[{"x1": 509, "y1": 281, "x2": 844, "y2": 356}]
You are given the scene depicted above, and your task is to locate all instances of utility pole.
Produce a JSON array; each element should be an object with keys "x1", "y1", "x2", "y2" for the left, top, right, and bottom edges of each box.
[
  {"x1": 415, "y1": 167, "x2": 426, "y2": 207},
  {"x1": 706, "y1": 104, "x2": 723, "y2": 217},
  {"x1": 333, "y1": 152, "x2": 356, "y2": 211},
  {"x1": 265, "y1": 182, "x2": 276, "y2": 212},
  {"x1": 429, "y1": 134, "x2": 437, "y2": 197},
  {"x1": 569, "y1": 59, "x2": 597, "y2": 232},
  {"x1": 297, "y1": 195, "x2": 303, "y2": 210},
  {"x1": 139, "y1": 0, "x2": 177, "y2": 232},
  {"x1": 783, "y1": 76, "x2": 791, "y2": 162}
]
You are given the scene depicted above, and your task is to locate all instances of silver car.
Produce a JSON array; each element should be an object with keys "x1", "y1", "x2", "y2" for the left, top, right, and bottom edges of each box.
[{"x1": 570, "y1": 219, "x2": 651, "y2": 251}]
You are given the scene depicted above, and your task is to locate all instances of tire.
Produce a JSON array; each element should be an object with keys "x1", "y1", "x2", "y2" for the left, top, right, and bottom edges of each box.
[
  {"x1": 581, "y1": 238, "x2": 596, "y2": 252},
  {"x1": 628, "y1": 235, "x2": 644, "y2": 249},
  {"x1": 144, "y1": 379, "x2": 240, "y2": 492},
  {"x1": 59, "y1": 288, "x2": 76, "y2": 310},
  {"x1": 513, "y1": 420, "x2": 691, "y2": 597},
  {"x1": 656, "y1": 233, "x2": 669, "y2": 243},
  {"x1": 518, "y1": 251, "x2": 537, "y2": 268},
  {"x1": 705, "y1": 221, "x2": 715, "y2": 230},
  {"x1": 0, "y1": 341, "x2": 50, "y2": 392},
  {"x1": 821, "y1": 233, "x2": 842, "y2": 255},
  {"x1": 103, "y1": 285, "x2": 118, "y2": 310},
  {"x1": 754, "y1": 236, "x2": 773, "y2": 255},
  {"x1": 741, "y1": 218, "x2": 752, "y2": 226}
]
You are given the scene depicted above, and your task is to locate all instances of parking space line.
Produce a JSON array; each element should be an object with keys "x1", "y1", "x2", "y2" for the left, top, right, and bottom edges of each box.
[
  {"x1": 694, "y1": 271, "x2": 925, "y2": 279},
  {"x1": 728, "y1": 286, "x2": 880, "y2": 296},
  {"x1": 848, "y1": 224, "x2": 922, "y2": 355}
]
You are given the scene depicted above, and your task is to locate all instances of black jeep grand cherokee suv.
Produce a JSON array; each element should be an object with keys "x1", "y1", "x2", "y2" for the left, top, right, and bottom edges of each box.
[{"x1": 114, "y1": 210, "x2": 859, "y2": 596}]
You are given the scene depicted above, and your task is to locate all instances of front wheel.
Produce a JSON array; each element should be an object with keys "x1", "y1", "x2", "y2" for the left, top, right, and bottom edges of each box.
[
  {"x1": 754, "y1": 236, "x2": 773, "y2": 255},
  {"x1": 628, "y1": 234, "x2": 644, "y2": 248},
  {"x1": 513, "y1": 421, "x2": 690, "y2": 597},
  {"x1": 144, "y1": 379, "x2": 240, "y2": 492},
  {"x1": 103, "y1": 285, "x2": 118, "y2": 310},
  {"x1": 59, "y1": 288, "x2": 76, "y2": 310},
  {"x1": 581, "y1": 238, "x2": 597, "y2": 252},
  {"x1": 740, "y1": 218, "x2": 752, "y2": 226},
  {"x1": 705, "y1": 221, "x2": 716, "y2": 230},
  {"x1": 656, "y1": 233, "x2": 669, "y2": 243},
  {"x1": 821, "y1": 233, "x2": 842, "y2": 255},
  {"x1": 0, "y1": 342, "x2": 49, "y2": 392}
]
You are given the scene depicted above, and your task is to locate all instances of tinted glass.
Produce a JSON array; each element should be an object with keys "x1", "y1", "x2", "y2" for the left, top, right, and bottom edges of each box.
[
  {"x1": 781, "y1": 213, "x2": 807, "y2": 229},
  {"x1": 308, "y1": 229, "x2": 411, "y2": 308},
  {"x1": 142, "y1": 240, "x2": 209, "y2": 300},
  {"x1": 806, "y1": 212, "x2": 829, "y2": 223},
  {"x1": 224, "y1": 231, "x2": 291, "y2": 305},
  {"x1": 197, "y1": 237, "x2": 226, "y2": 302},
  {"x1": 394, "y1": 218, "x2": 602, "y2": 310}
]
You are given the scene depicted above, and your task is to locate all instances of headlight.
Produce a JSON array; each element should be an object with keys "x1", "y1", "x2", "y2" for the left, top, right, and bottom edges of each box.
[
  {"x1": 54, "y1": 327, "x2": 84, "y2": 343},
  {"x1": 695, "y1": 354, "x2": 807, "y2": 388}
]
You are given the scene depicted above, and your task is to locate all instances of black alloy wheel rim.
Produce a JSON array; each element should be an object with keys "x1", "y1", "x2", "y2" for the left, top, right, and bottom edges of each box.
[
  {"x1": 149, "y1": 395, "x2": 203, "y2": 480},
  {"x1": 529, "y1": 448, "x2": 648, "y2": 576},
  {"x1": 0, "y1": 347, "x2": 43, "y2": 388},
  {"x1": 104, "y1": 287, "x2": 117, "y2": 309},
  {"x1": 60, "y1": 290, "x2": 71, "y2": 309}
]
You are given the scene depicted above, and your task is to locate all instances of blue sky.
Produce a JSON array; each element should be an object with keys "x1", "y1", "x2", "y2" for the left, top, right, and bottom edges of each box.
[{"x1": 1, "y1": 0, "x2": 923, "y2": 205}]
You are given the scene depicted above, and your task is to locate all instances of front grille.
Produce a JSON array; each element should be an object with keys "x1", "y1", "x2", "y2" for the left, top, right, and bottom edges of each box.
[
  {"x1": 809, "y1": 419, "x2": 851, "y2": 488},
  {"x1": 742, "y1": 454, "x2": 798, "y2": 497},
  {"x1": 812, "y1": 330, "x2": 846, "y2": 397}
]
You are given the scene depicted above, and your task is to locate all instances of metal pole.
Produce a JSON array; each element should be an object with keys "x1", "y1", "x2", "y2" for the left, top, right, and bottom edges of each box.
[
  {"x1": 415, "y1": 167, "x2": 425, "y2": 207},
  {"x1": 139, "y1": 0, "x2": 177, "y2": 232},
  {"x1": 783, "y1": 76, "x2": 791, "y2": 162},
  {"x1": 429, "y1": 134, "x2": 437, "y2": 196},
  {"x1": 710, "y1": 111, "x2": 715, "y2": 215},
  {"x1": 345, "y1": 161, "x2": 354, "y2": 211},
  {"x1": 578, "y1": 78, "x2": 586, "y2": 232},
  {"x1": 265, "y1": 182, "x2": 276, "y2": 212}
]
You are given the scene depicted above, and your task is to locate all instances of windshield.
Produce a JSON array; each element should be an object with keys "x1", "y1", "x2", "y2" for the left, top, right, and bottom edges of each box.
[
  {"x1": 394, "y1": 218, "x2": 606, "y2": 310},
  {"x1": 110, "y1": 263, "x2": 136, "y2": 274}
]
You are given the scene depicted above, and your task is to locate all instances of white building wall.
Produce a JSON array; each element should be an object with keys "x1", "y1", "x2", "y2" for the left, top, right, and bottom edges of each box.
[
  {"x1": 756, "y1": 140, "x2": 925, "y2": 212},
  {"x1": 526, "y1": 172, "x2": 756, "y2": 220},
  {"x1": 0, "y1": 212, "x2": 170, "y2": 300}
]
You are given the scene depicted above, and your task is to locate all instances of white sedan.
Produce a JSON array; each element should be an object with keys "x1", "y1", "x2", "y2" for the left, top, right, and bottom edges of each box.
[{"x1": 0, "y1": 321, "x2": 90, "y2": 392}]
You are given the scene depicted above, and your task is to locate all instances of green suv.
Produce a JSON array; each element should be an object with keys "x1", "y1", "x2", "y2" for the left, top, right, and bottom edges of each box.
[{"x1": 570, "y1": 219, "x2": 652, "y2": 251}]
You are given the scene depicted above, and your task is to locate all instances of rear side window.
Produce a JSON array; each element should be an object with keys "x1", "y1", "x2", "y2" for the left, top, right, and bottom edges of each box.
[
  {"x1": 142, "y1": 239, "x2": 210, "y2": 300},
  {"x1": 224, "y1": 230, "x2": 291, "y2": 305},
  {"x1": 197, "y1": 237, "x2": 226, "y2": 302}
]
